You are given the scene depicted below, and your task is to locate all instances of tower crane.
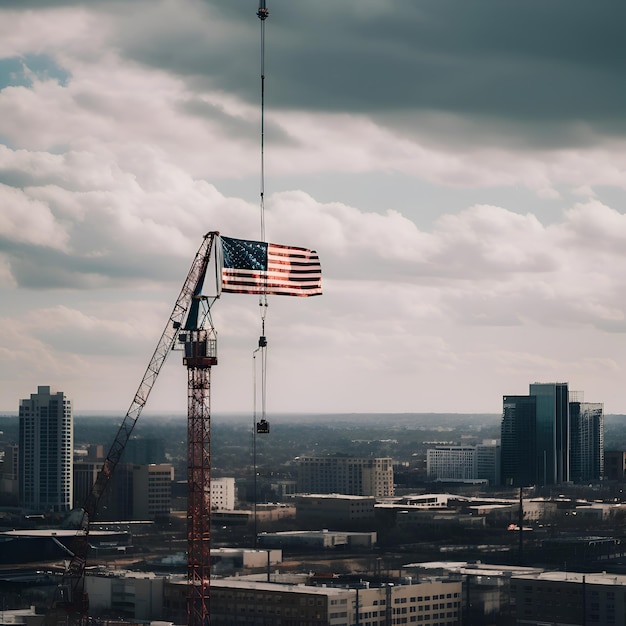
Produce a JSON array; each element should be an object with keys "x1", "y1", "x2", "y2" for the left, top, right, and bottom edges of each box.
[{"x1": 45, "y1": 232, "x2": 218, "y2": 626}]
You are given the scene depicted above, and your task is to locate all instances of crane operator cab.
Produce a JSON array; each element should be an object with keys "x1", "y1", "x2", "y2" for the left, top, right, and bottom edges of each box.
[{"x1": 178, "y1": 329, "x2": 217, "y2": 368}]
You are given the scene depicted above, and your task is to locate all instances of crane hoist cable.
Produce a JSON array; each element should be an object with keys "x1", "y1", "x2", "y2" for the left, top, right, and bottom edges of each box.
[{"x1": 256, "y1": 0, "x2": 269, "y2": 431}]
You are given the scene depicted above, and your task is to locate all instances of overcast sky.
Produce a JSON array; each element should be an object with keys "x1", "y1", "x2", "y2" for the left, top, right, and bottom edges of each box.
[{"x1": 2, "y1": 0, "x2": 626, "y2": 415}]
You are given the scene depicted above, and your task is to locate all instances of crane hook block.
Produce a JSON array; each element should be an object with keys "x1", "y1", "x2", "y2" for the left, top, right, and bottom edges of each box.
[
  {"x1": 257, "y1": 1, "x2": 269, "y2": 20},
  {"x1": 258, "y1": 335, "x2": 267, "y2": 348}
]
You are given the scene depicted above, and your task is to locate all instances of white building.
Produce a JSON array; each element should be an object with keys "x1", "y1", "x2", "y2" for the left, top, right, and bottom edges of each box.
[
  {"x1": 427, "y1": 440, "x2": 500, "y2": 485},
  {"x1": 211, "y1": 476, "x2": 236, "y2": 510},
  {"x1": 427, "y1": 446, "x2": 476, "y2": 482},
  {"x1": 18, "y1": 386, "x2": 73, "y2": 512}
]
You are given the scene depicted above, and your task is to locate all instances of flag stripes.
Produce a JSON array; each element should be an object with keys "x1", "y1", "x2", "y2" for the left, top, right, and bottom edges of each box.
[{"x1": 221, "y1": 237, "x2": 322, "y2": 297}]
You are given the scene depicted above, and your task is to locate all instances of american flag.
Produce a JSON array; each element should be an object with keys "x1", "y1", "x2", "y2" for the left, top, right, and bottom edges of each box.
[{"x1": 220, "y1": 236, "x2": 322, "y2": 297}]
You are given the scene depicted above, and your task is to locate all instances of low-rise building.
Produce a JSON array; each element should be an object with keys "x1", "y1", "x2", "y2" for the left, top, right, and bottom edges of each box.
[
  {"x1": 426, "y1": 441, "x2": 501, "y2": 486},
  {"x1": 212, "y1": 503, "x2": 295, "y2": 526},
  {"x1": 0, "y1": 529, "x2": 131, "y2": 565},
  {"x1": 211, "y1": 548, "x2": 282, "y2": 575},
  {"x1": 86, "y1": 571, "x2": 165, "y2": 620},
  {"x1": 256, "y1": 502, "x2": 296, "y2": 522},
  {"x1": 375, "y1": 504, "x2": 486, "y2": 530},
  {"x1": 294, "y1": 494, "x2": 376, "y2": 525},
  {"x1": 511, "y1": 570, "x2": 626, "y2": 625},
  {"x1": 0, "y1": 605, "x2": 41, "y2": 626},
  {"x1": 163, "y1": 576, "x2": 462, "y2": 625},
  {"x1": 257, "y1": 529, "x2": 377, "y2": 551},
  {"x1": 296, "y1": 456, "x2": 394, "y2": 497},
  {"x1": 406, "y1": 560, "x2": 544, "y2": 626}
]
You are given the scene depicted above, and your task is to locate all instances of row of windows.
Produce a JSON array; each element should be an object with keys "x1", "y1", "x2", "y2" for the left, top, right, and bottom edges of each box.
[
  {"x1": 349, "y1": 617, "x2": 457, "y2": 626},
  {"x1": 213, "y1": 592, "x2": 327, "y2": 606}
]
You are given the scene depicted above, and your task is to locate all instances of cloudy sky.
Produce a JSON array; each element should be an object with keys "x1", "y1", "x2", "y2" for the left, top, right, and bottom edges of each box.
[{"x1": 1, "y1": 0, "x2": 626, "y2": 415}]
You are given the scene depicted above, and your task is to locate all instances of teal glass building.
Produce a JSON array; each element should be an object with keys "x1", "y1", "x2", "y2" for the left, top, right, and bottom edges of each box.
[
  {"x1": 529, "y1": 382, "x2": 570, "y2": 485},
  {"x1": 501, "y1": 382, "x2": 603, "y2": 487}
]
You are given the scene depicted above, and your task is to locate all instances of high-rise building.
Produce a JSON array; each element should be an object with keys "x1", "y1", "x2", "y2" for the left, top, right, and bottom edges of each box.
[
  {"x1": 296, "y1": 456, "x2": 394, "y2": 497},
  {"x1": 529, "y1": 382, "x2": 570, "y2": 484},
  {"x1": 501, "y1": 395, "x2": 537, "y2": 487},
  {"x1": 18, "y1": 385, "x2": 73, "y2": 512},
  {"x1": 501, "y1": 383, "x2": 603, "y2": 487},
  {"x1": 569, "y1": 401, "x2": 604, "y2": 483}
]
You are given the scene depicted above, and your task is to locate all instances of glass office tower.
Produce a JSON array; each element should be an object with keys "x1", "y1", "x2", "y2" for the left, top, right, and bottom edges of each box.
[
  {"x1": 501, "y1": 395, "x2": 537, "y2": 487},
  {"x1": 570, "y1": 401, "x2": 604, "y2": 482},
  {"x1": 530, "y1": 382, "x2": 570, "y2": 485}
]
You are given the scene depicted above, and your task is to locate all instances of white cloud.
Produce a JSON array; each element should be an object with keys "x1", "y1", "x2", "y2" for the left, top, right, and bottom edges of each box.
[{"x1": 0, "y1": 183, "x2": 69, "y2": 249}]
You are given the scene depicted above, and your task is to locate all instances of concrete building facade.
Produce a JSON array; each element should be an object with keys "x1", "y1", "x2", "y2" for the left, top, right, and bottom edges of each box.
[
  {"x1": 86, "y1": 571, "x2": 165, "y2": 620},
  {"x1": 427, "y1": 446, "x2": 476, "y2": 482},
  {"x1": 132, "y1": 463, "x2": 173, "y2": 519},
  {"x1": 163, "y1": 577, "x2": 462, "y2": 625},
  {"x1": 297, "y1": 456, "x2": 394, "y2": 497},
  {"x1": 426, "y1": 441, "x2": 500, "y2": 485},
  {"x1": 511, "y1": 570, "x2": 626, "y2": 625},
  {"x1": 211, "y1": 476, "x2": 236, "y2": 510}
]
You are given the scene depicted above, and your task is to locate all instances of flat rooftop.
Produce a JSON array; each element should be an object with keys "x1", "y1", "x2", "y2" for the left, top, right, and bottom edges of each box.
[{"x1": 513, "y1": 571, "x2": 626, "y2": 586}]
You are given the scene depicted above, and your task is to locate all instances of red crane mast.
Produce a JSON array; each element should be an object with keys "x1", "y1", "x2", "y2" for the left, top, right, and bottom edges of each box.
[{"x1": 178, "y1": 237, "x2": 218, "y2": 626}]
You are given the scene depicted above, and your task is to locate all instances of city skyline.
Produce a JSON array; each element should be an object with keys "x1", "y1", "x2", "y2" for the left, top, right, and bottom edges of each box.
[{"x1": 2, "y1": 3, "x2": 626, "y2": 414}]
